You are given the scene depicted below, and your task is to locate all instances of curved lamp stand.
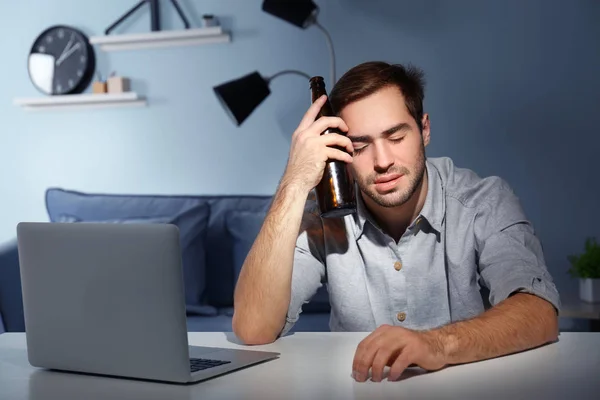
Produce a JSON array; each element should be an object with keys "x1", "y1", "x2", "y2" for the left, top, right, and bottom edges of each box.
[
  {"x1": 267, "y1": 69, "x2": 311, "y2": 83},
  {"x1": 261, "y1": 0, "x2": 336, "y2": 86},
  {"x1": 312, "y1": 21, "x2": 336, "y2": 86},
  {"x1": 214, "y1": 1, "x2": 337, "y2": 126}
]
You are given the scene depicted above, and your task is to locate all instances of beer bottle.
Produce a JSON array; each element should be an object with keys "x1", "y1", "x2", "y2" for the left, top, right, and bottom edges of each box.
[{"x1": 309, "y1": 76, "x2": 356, "y2": 218}]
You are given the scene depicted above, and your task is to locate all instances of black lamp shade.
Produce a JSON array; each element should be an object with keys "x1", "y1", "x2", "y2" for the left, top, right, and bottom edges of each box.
[
  {"x1": 262, "y1": 0, "x2": 318, "y2": 29},
  {"x1": 213, "y1": 72, "x2": 271, "y2": 126}
]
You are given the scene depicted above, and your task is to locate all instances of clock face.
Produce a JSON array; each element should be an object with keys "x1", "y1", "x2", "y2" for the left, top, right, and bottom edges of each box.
[{"x1": 28, "y1": 25, "x2": 96, "y2": 95}]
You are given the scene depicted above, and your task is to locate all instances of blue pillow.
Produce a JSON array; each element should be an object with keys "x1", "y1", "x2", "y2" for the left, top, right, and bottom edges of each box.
[
  {"x1": 225, "y1": 210, "x2": 330, "y2": 313},
  {"x1": 57, "y1": 203, "x2": 216, "y2": 316},
  {"x1": 45, "y1": 188, "x2": 206, "y2": 223},
  {"x1": 225, "y1": 211, "x2": 267, "y2": 285},
  {"x1": 0, "y1": 312, "x2": 5, "y2": 334},
  {"x1": 56, "y1": 214, "x2": 171, "y2": 224}
]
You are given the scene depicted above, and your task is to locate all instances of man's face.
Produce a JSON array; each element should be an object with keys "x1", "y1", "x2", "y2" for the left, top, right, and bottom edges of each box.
[{"x1": 340, "y1": 85, "x2": 430, "y2": 208}]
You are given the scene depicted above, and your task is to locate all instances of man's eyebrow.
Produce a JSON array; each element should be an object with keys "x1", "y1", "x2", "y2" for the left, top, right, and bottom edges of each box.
[
  {"x1": 348, "y1": 123, "x2": 412, "y2": 142},
  {"x1": 382, "y1": 123, "x2": 411, "y2": 136},
  {"x1": 348, "y1": 135, "x2": 371, "y2": 143}
]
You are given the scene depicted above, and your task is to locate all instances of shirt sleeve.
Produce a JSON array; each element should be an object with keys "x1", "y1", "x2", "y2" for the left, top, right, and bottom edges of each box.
[
  {"x1": 278, "y1": 199, "x2": 327, "y2": 337},
  {"x1": 474, "y1": 179, "x2": 561, "y2": 314}
]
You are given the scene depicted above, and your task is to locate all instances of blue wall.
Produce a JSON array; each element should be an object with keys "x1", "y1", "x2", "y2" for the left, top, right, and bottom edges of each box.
[{"x1": 1, "y1": 0, "x2": 598, "y2": 320}]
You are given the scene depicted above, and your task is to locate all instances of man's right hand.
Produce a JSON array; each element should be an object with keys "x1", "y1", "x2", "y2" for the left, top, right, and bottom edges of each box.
[{"x1": 282, "y1": 95, "x2": 355, "y2": 194}]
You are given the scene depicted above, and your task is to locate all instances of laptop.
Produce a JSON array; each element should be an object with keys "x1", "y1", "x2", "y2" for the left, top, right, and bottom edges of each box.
[{"x1": 16, "y1": 222, "x2": 280, "y2": 384}]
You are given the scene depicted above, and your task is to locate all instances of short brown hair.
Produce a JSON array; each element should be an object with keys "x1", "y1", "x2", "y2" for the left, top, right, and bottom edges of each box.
[{"x1": 330, "y1": 61, "x2": 426, "y2": 131}]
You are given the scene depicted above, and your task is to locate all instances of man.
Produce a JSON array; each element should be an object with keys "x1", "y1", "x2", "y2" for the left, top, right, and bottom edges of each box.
[{"x1": 232, "y1": 61, "x2": 561, "y2": 382}]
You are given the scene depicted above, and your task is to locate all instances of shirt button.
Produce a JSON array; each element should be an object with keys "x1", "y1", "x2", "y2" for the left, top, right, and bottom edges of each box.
[
  {"x1": 394, "y1": 261, "x2": 402, "y2": 271},
  {"x1": 397, "y1": 312, "x2": 406, "y2": 322}
]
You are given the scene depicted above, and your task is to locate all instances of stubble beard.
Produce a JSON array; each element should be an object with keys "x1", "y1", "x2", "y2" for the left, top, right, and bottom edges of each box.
[{"x1": 355, "y1": 145, "x2": 426, "y2": 208}]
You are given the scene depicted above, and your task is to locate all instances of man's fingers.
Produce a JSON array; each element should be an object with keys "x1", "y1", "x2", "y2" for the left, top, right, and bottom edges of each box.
[
  {"x1": 352, "y1": 330, "x2": 380, "y2": 375},
  {"x1": 309, "y1": 116, "x2": 349, "y2": 137},
  {"x1": 296, "y1": 95, "x2": 328, "y2": 132},
  {"x1": 325, "y1": 148, "x2": 353, "y2": 164},
  {"x1": 352, "y1": 338, "x2": 379, "y2": 382},
  {"x1": 320, "y1": 133, "x2": 354, "y2": 155},
  {"x1": 388, "y1": 353, "x2": 412, "y2": 382},
  {"x1": 352, "y1": 327, "x2": 391, "y2": 382},
  {"x1": 352, "y1": 345, "x2": 376, "y2": 382},
  {"x1": 371, "y1": 348, "x2": 397, "y2": 382}
]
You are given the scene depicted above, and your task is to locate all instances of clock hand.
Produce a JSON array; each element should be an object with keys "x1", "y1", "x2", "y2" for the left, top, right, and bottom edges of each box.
[
  {"x1": 56, "y1": 42, "x2": 81, "y2": 66},
  {"x1": 57, "y1": 33, "x2": 75, "y2": 65}
]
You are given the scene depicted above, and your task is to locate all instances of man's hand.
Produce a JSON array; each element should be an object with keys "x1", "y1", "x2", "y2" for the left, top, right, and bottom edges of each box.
[
  {"x1": 352, "y1": 324, "x2": 447, "y2": 382},
  {"x1": 352, "y1": 294, "x2": 558, "y2": 382},
  {"x1": 282, "y1": 95, "x2": 354, "y2": 194}
]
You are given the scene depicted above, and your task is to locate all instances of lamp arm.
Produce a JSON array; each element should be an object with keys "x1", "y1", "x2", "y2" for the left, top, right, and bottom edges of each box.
[
  {"x1": 313, "y1": 20, "x2": 336, "y2": 86},
  {"x1": 266, "y1": 69, "x2": 312, "y2": 83}
]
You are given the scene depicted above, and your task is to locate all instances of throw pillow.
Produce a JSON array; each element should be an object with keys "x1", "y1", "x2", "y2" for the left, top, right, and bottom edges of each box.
[
  {"x1": 56, "y1": 214, "x2": 171, "y2": 224},
  {"x1": 57, "y1": 203, "x2": 216, "y2": 316},
  {"x1": 225, "y1": 210, "x2": 331, "y2": 314},
  {"x1": 225, "y1": 211, "x2": 267, "y2": 285}
]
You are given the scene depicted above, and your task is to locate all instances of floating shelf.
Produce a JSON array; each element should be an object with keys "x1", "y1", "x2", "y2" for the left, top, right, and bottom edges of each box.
[
  {"x1": 89, "y1": 26, "x2": 231, "y2": 51},
  {"x1": 13, "y1": 92, "x2": 147, "y2": 111}
]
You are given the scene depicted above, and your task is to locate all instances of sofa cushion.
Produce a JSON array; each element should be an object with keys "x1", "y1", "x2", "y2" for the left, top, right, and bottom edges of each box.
[
  {"x1": 0, "y1": 313, "x2": 5, "y2": 334},
  {"x1": 45, "y1": 188, "x2": 207, "y2": 222},
  {"x1": 185, "y1": 312, "x2": 330, "y2": 333},
  {"x1": 203, "y1": 197, "x2": 272, "y2": 307},
  {"x1": 186, "y1": 314, "x2": 234, "y2": 332},
  {"x1": 225, "y1": 210, "x2": 330, "y2": 313},
  {"x1": 56, "y1": 214, "x2": 172, "y2": 224},
  {"x1": 45, "y1": 188, "x2": 214, "y2": 315},
  {"x1": 225, "y1": 210, "x2": 267, "y2": 285},
  {"x1": 44, "y1": 188, "x2": 283, "y2": 310},
  {"x1": 55, "y1": 205, "x2": 208, "y2": 263},
  {"x1": 285, "y1": 312, "x2": 330, "y2": 333},
  {"x1": 0, "y1": 239, "x2": 25, "y2": 332}
]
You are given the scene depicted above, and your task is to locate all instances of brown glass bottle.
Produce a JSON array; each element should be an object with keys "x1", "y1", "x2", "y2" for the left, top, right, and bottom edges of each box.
[{"x1": 309, "y1": 76, "x2": 356, "y2": 218}]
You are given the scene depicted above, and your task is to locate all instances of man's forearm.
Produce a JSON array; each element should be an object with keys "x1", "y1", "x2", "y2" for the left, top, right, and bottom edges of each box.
[
  {"x1": 232, "y1": 179, "x2": 309, "y2": 345},
  {"x1": 429, "y1": 293, "x2": 559, "y2": 365}
]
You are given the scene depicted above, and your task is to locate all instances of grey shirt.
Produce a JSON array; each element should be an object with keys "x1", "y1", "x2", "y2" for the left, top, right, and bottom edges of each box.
[{"x1": 281, "y1": 156, "x2": 561, "y2": 335}]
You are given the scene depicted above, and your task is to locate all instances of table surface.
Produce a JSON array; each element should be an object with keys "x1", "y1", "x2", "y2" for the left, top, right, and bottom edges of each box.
[{"x1": 1, "y1": 332, "x2": 599, "y2": 400}]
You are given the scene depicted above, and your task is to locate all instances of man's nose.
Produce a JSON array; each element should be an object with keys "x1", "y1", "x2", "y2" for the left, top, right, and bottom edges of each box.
[{"x1": 373, "y1": 142, "x2": 394, "y2": 172}]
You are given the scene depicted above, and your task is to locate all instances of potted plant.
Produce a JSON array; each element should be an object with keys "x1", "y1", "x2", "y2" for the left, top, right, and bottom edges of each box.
[{"x1": 568, "y1": 237, "x2": 600, "y2": 303}]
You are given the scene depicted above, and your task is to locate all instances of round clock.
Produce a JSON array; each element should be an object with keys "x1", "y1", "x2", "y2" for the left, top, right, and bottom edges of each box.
[{"x1": 28, "y1": 25, "x2": 96, "y2": 96}]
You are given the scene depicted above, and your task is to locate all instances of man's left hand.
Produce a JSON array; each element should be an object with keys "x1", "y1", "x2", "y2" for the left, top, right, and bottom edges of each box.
[{"x1": 352, "y1": 324, "x2": 447, "y2": 382}]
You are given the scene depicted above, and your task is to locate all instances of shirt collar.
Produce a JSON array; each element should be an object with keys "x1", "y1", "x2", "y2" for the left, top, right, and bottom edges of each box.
[
  {"x1": 354, "y1": 184, "x2": 371, "y2": 238},
  {"x1": 353, "y1": 158, "x2": 445, "y2": 238},
  {"x1": 418, "y1": 158, "x2": 445, "y2": 233}
]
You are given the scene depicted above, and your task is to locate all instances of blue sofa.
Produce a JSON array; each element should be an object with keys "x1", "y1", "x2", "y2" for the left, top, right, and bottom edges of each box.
[{"x1": 0, "y1": 188, "x2": 331, "y2": 334}]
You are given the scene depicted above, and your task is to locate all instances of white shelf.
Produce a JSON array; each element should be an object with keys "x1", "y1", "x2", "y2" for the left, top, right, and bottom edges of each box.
[
  {"x1": 13, "y1": 92, "x2": 147, "y2": 111},
  {"x1": 89, "y1": 27, "x2": 230, "y2": 51}
]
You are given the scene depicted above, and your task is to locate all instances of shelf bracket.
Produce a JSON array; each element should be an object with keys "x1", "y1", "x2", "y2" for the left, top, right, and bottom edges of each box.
[{"x1": 105, "y1": 0, "x2": 191, "y2": 35}]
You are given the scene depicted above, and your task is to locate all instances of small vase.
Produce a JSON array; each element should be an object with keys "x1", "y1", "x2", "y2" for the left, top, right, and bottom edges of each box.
[{"x1": 579, "y1": 278, "x2": 600, "y2": 303}]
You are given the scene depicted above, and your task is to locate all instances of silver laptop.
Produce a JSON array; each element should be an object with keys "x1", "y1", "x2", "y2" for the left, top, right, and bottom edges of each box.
[{"x1": 16, "y1": 222, "x2": 279, "y2": 384}]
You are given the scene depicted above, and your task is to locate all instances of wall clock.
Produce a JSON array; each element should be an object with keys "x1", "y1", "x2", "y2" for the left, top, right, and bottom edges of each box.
[{"x1": 28, "y1": 25, "x2": 96, "y2": 95}]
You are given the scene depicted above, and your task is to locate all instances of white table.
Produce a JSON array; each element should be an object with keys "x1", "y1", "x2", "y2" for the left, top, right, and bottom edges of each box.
[{"x1": 1, "y1": 332, "x2": 599, "y2": 400}]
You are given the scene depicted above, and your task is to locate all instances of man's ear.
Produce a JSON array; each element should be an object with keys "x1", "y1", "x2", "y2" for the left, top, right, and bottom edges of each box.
[{"x1": 421, "y1": 114, "x2": 431, "y2": 147}]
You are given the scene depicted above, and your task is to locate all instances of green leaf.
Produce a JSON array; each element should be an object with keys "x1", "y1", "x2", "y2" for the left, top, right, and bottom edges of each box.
[{"x1": 568, "y1": 237, "x2": 600, "y2": 279}]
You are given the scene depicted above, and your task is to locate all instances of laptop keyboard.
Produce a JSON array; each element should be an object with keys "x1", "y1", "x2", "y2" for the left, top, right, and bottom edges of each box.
[{"x1": 190, "y1": 357, "x2": 231, "y2": 373}]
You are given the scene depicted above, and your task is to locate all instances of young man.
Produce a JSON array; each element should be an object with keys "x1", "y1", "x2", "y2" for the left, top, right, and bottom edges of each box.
[{"x1": 232, "y1": 61, "x2": 561, "y2": 382}]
